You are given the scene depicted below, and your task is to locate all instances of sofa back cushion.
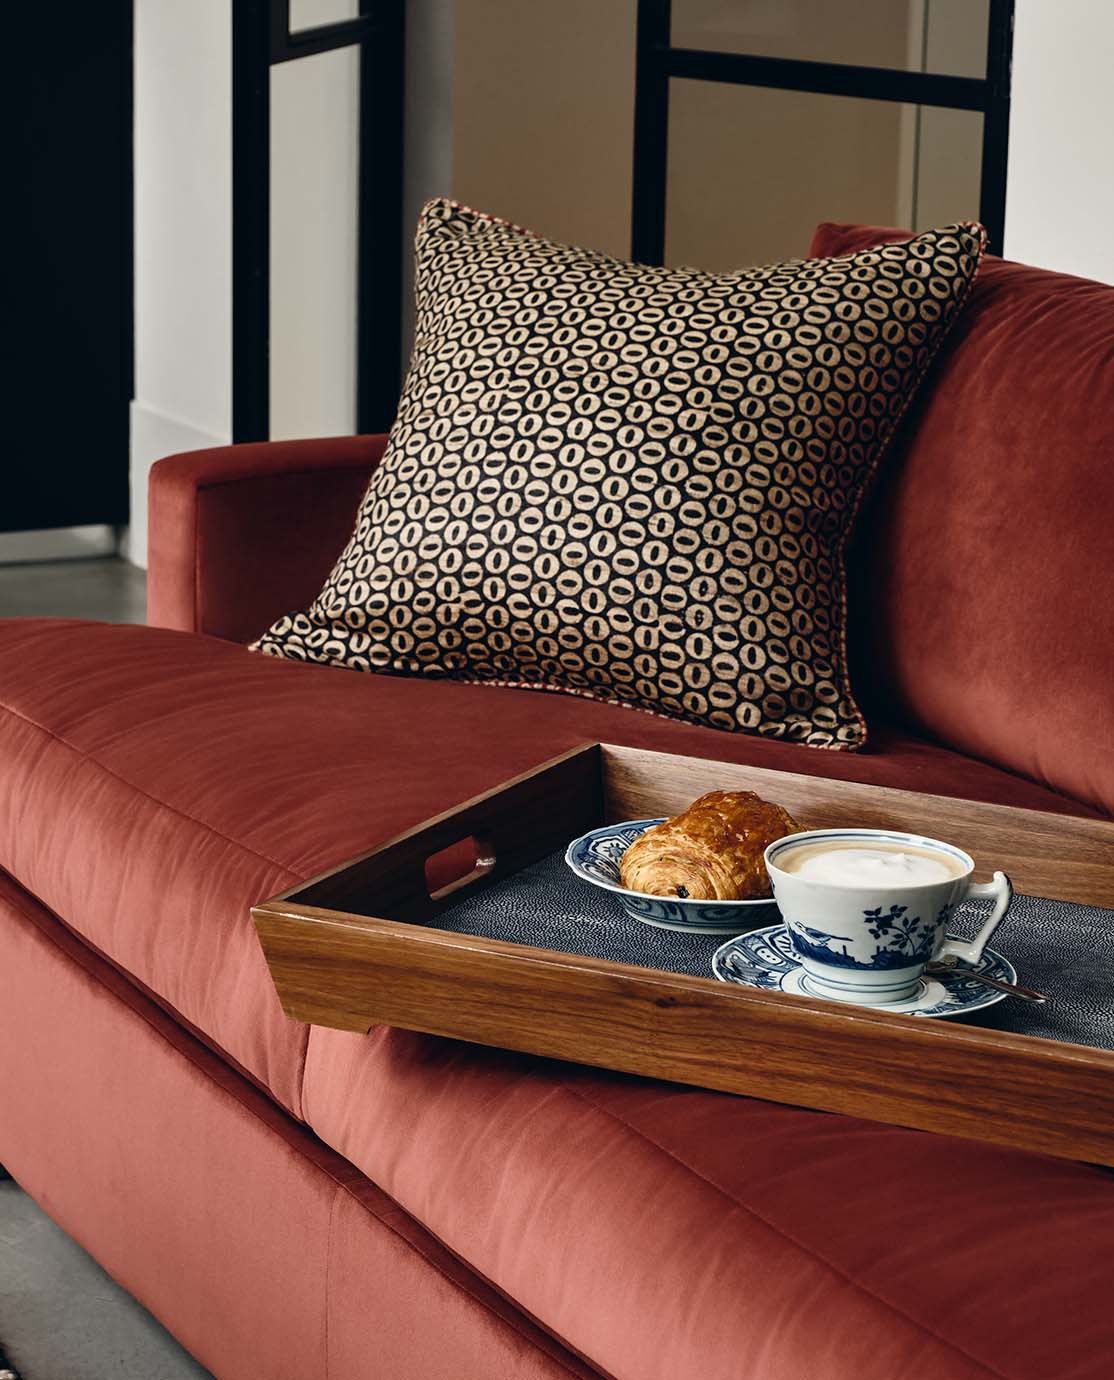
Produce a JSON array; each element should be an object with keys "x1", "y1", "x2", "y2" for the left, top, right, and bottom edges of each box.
[{"x1": 811, "y1": 224, "x2": 1114, "y2": 815}]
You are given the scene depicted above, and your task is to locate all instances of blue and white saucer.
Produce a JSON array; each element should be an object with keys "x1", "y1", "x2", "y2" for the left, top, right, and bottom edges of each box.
[
  {"x1": 712, "y1": 924, "x2": 1017, "y2": 1017},
  {"x1": 565, "y1": 820, "x2": 780, "y2": 933}
]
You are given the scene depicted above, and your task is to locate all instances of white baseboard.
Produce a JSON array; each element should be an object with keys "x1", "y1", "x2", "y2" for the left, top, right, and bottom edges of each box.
[
  {"x1": 127, "y1": 400, "x2": 229, "y2": 569},
  {"x1": 0, "y1": 526, "x2": 117, "y2": 564}
]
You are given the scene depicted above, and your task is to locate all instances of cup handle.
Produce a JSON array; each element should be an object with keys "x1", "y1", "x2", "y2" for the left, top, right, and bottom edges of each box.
[{"x1": 937, "y1": 871, "x2": 1013, "y2": 966}]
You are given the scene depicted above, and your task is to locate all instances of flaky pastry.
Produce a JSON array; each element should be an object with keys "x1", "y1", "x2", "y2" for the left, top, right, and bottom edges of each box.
[{"x1": 619, "y1": 790, "x2": 800, "y2": 901}]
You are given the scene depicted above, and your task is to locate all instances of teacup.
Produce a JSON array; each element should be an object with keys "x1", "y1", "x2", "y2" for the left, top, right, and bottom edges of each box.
[{"x1": 763, "y1": 828, "x2": 1013, "y2": 1005}]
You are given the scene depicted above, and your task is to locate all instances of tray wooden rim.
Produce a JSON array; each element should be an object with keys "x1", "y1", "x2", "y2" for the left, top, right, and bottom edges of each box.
[
  {"x1": 253, "y1": 741, "x2": 1114, "y2": 1166},
  {"x1": 253, "y1": 897, "x2": 1114, "y2": 1067}
]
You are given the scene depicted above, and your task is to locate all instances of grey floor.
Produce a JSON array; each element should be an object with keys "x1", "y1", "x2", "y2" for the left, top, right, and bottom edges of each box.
[
  {"x1": 0, "y1": 556, "x2": 147, "y2": 623},
  {"x1": 0, "y1": 558, "x2": 211, "y2": 1378},
  {"x1": 0, "y1": 1178, "x2": 210, "y2": 1380}
]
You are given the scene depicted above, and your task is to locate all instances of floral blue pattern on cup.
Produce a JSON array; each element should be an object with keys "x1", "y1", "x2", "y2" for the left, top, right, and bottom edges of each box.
[{"x1": 790, "y1": 903, "x2": 952, "y2": 970}]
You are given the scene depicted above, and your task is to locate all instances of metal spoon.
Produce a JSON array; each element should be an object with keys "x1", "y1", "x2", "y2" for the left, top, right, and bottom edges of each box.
[{"x1": 925, "y1": 961, "x2": 1048, "y2": 1003}]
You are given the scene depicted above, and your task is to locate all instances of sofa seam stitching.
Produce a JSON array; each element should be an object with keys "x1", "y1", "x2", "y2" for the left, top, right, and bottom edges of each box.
[
  {"x1": 192, "y1": 460, "x2": 375, "y2": 494},
  {"x1": 324, "y1": 1185, "x2": 339, "y2": 1380},
  {"x1": 191, "y1": 474, "x2": 201, "y2": 633},
  {"x1": 300, "y1": 1056, "x2": 599, "y2": 1379},
  {"x1": 328, "y1": 1180, "x2": 603, "y2": 1380},
  {"x1": 294, "y1": 1034, "x2": 311, "y2": 1126},
  {"x1": 560, "y1": 1083, "x2": 1010, "y2": 1380},
  {"x1": 5, "y1": 865, "x2": 312, "y2": 1149}
]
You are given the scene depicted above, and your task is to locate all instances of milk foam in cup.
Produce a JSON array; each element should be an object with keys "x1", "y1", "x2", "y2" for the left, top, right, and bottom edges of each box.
[{"x1": 777, "y1": 840, "x2": 966, "y2": 888}]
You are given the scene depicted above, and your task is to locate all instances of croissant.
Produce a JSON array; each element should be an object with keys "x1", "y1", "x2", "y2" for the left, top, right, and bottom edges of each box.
[{"x1": 619, "y1": 791, "x2": 800, "y2": 901}]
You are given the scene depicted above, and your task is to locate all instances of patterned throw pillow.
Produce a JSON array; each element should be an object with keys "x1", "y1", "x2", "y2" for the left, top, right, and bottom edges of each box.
[{"x1": 254, "y1": 200, "x2": 983, "y2": 749}]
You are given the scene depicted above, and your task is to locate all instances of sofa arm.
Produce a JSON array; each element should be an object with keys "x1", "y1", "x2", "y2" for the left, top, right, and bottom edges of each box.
[{"x1": 147, "y1": 434, "x2": 387, "y2": 643}]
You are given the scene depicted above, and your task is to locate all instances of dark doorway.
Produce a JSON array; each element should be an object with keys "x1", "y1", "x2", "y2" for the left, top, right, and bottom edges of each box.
[{"x1": 9, "y1": 5, "x2": 132, "y2": 535}]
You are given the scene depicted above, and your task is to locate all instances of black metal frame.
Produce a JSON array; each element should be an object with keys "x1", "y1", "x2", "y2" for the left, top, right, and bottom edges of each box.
[
  {"x1": 632, "y1": 0, "x2": 1014, "y2": 264},
  {"x1": 232, "y1": 0, "x2": 405, "y2": 443}
]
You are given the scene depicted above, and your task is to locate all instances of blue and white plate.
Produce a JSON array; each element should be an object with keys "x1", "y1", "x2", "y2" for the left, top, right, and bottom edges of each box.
[
  {"x1": 712, "y1": 924, "x2": 1016, "y2": 1017},
  {"x1": 564, "y1": 820, "x2": 780, "y2": 934}
]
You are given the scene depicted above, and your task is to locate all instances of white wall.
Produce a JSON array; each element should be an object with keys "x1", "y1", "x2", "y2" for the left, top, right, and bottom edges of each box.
[
  {"x1": 129, "y1": 0, "x2": 448, "y2": 567},
  {"x1": 130, "y1": 0, "x2": 232, "y2": 567},
  {"x1": 1005, "y1": 0, "x2": 1114, "y2": 283},
  {"x1": 131, "y1": 0, "x2": 364, "y2": 565},
  {"x1": 268, "y1": 0, "x2": 457, "y2": 433}
]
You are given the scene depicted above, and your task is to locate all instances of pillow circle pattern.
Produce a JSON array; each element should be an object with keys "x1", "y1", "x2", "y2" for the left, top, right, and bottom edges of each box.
[{"x1": 254, "y1": 200, "x2": 984, "y2": 749}]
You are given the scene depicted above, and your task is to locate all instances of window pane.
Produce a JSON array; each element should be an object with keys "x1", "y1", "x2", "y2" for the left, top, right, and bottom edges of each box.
[
  {"x1": 671, "y1": 0, "x2": 989, "y2": 79},
  {"x1": 289, "y1": 0, "x2": 359, "y2": 32},
  {"x1": 913, "y1": 105, "x2": 984, "y2": 230},
  {"x1": 270, "y1": 45, "x2": 359, "y2": 439},
  {"x1": 665, "y1": 79, "x2": 982, "y2": 271}
]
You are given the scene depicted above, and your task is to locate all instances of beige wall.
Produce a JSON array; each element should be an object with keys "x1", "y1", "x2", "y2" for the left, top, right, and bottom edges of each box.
[
  {"x1": 668, "y1": 0, "x2": 916, "y2": 266},
  {"x1": 451, "y1": 0, "x2": 913, "y2": 271},
  {"x1": 911, "y1": 0, "x2": 986, "y2": 233},
  {"x1": 450, "y1": 1, "x2": 991, "y2": 270},
  {"x1": 666, "y1": 81, "x2": 906, "y2": 268},
  {"x1": 451, "y1": 0, "x2": 635, "y2": 258},
  {"x1": 672, "y1": 0, "x2": 917, "y2": 69}
]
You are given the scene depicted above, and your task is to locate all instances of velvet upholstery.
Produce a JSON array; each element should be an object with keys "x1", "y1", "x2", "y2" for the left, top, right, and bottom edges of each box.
[
  {"x1": 147, "y1": 434, "x2": 386, "y2": 645},
  {"x1": 0, "y1": 870, "x2": 595, "y2": 1380},
  {"x1": 0, "y1": 616, "x2": 1096, "y2": 1120},
  {"x1": 303, "y1": 1025, "x2": 1114, "y2": 1380},
  {"x1": 812, "y1": 224, "x2": 1114, "y2": 815},
  {"x1": 3, "y1": 633, "x2": 1111, "y2": 1380}
]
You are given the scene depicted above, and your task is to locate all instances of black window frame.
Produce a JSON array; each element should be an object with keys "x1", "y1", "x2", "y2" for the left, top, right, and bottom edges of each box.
[
  {"x1": 231, "y1": 2, "x2": 1013, "y2": 447},
  {"x1": 632, "y1": 0, "x2": 1014, "y2": 265},
  {"x1": 231, "y1": 0, "x2": 405, "y2": 444}
]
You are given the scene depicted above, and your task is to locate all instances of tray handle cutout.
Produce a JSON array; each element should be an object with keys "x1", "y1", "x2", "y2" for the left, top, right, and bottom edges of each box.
[{"x1": 426, "y1": 834, "x2": 498, "y2": 902}]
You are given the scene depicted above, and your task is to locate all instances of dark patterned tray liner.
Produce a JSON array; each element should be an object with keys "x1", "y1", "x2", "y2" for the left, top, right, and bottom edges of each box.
[{"x1": 436, "y1": 849, "x2": 1114, "y2": 1049}]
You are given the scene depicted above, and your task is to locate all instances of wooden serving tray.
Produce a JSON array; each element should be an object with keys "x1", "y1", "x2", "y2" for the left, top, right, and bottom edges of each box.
[{"x1": 253, "y1": 743, "x2": 1114, "y2": 1165}]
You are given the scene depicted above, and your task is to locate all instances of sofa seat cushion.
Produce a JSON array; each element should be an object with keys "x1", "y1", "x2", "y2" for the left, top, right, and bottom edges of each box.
[
  {"x1": 0, "y1": 617, "x2": 1100, "y2": 1119},
  {"x1": 302, "y1": 1026, "x2": 1113, "y2": 1380}
]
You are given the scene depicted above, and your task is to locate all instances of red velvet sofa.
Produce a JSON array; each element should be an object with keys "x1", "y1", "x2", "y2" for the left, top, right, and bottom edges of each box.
[{"x1": 1, "y1": 225, "x2": 1112, "y2": 1380}]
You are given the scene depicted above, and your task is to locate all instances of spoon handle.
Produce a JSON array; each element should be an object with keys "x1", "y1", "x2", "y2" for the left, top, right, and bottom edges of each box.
[{"x1": 926, "y1": 962, "x2": 1048, "y2": 1003}]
